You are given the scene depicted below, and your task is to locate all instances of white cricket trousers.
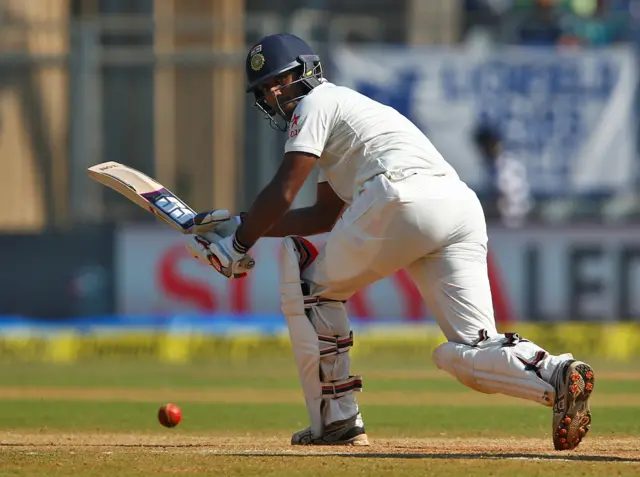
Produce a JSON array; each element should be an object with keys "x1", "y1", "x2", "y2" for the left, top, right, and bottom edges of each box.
[
  {"x1": 300, "y1": 169, "x2": 569, "y2": 421},
  {"x1": 303, "y1": 169, "x2": 497, "y2": 345}
]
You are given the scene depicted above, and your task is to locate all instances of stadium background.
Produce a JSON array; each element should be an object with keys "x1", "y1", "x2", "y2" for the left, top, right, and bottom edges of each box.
[{"x1": 1, "y1": 1, "x2": 640, "y2": 475}]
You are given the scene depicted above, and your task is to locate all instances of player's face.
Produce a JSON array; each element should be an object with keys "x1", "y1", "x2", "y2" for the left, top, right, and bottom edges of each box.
[{"x1": 258, "y1": 72, "x2": 300, "y2": 120}]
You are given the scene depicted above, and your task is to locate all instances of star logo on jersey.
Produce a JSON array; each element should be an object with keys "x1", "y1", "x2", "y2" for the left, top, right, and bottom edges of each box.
[{"x1": 289, "y1": 114, "x2": 301, "y2": 139}]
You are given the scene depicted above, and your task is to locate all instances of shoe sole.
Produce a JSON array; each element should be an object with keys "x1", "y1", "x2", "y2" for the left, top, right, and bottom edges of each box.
[
  {"x1": 291, "y1": 433, "x2": 370, "y2": 446},
  {"x1": 553, "y1": 362, "x2": 594, "y2": 451},
  {"x1": 343, "y1": 433, "x2": 370, "y2": 446}
]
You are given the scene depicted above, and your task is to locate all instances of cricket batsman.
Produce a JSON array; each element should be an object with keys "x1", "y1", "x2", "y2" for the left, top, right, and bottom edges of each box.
[{"x1": 185, "y1": 33, "x2": 595, "y2": 450}]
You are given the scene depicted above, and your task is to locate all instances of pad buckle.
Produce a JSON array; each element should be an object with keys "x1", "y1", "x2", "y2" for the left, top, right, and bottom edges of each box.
[
  {"x1": 318, "y1": 331, "x2": 353, "y2": 356},
  {"x1": 321, "y1": 375, "x2": 363, "y2": 399},
  {"x1": 303, "y1": 296, "x2": 346, "y2": 309}
]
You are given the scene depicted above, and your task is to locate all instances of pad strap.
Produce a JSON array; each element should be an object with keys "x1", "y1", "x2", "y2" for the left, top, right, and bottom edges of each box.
[
  {"x1": 319, "y1": 331, "x2": 353, "y2": 356},
  {"x1": 303, "y1": 296, "x2": 345, "y2": 309},
  {"x1": 321, "y1": 375, "x2": 363, "y2": 399}
]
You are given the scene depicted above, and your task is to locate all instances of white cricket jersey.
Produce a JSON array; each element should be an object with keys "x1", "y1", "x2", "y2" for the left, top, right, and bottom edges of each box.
[{"x1": 284, "y1": 81, "x2": 458, "y2": 203}]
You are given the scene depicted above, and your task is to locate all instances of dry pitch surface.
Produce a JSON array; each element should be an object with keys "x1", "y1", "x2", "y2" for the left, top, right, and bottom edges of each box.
[{"x1": 2, "y1": 433, "x2": 639, "y2": 477}]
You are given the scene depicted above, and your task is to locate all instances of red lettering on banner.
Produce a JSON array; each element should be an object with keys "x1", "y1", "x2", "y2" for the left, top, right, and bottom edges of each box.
[
  {"x1": 230, "y1": 273, "x2": 248, "y2": 314},
  {"x1": 347, "y1": 270, "x2": 424, "y2": 319},
  {"x1": 488, "y1": 250, "x2": 514, "y2": 324},
  {"x1": 159, "y1": 244, "x2": 217, "y2": 311},
  {"x1": 158, "y1": 244, "x2": 250, "y2": 314},
  {"x1": 348, "y1": 256, "x2": 512, "y2": 323},
  {"x1": 151, "y1": 236, "x2": 513, "y2": 321},
  {"x1": 348, "y1": 290, "x2": 370, "y2": 319},
  {"x1": 394, "y1": 269, "x2": 425, "y2": 319}
]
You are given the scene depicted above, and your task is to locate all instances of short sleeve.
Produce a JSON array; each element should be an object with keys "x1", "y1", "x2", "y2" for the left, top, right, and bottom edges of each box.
[{"x1": 284, "y1": 92, "x2": 337, "y2": 157}]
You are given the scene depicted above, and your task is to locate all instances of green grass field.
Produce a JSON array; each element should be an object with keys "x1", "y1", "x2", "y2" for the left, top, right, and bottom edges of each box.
[{"x1": 1, "y1": 354, "x2": 639, "y2": 476}]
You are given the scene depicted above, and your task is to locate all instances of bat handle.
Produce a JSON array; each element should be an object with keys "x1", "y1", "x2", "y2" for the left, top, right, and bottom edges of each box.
[{"x1": 239, "y1": 256, "x2": 256, "y2": 270}]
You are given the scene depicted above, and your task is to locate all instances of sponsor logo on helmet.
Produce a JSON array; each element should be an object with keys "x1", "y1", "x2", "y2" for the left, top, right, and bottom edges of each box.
[{"x1": 250, "y1": 53, "x2": 265, "y2": 71}]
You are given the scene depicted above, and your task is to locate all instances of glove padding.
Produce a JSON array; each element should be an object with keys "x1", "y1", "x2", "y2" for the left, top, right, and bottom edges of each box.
[
  {"x1": 185, "y1": 232, "x2": 255, "y2": 279},
  {"x1": 193, "y1": 209, "x2": 244, "y2": 238}
]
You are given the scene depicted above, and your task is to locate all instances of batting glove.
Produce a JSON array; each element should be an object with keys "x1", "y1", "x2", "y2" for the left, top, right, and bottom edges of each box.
[
  {"x1": 185, "y1": 233, "x2": 255, "y2": 279},
  {"x1": 193, "y1": 209, "x2": 247, "y2": 241}
]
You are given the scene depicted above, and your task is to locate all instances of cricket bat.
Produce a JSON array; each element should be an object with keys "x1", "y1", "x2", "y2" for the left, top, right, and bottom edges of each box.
[
  {"x1": 87, "y1": 161, "x2": 198, "y2": 234},
  {"x1": 88, "y1": 161, "x2": 255, "y2": 277}
]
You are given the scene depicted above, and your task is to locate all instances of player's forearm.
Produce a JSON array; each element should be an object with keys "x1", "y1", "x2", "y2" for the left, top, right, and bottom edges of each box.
[
  {"x1": 262, "y1": 206, "x2": 332, "y2": 238},
  {"x1": 235, "y1": 186, "x2": 292, "y2": 249},
  {"x1": 232, "y1": 152, "x2": 320, "y2": 250}
]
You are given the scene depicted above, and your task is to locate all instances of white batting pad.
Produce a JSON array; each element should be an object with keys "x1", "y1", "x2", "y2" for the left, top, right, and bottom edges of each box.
[
  {"x1": 307, "y1": 301, "x2": 360, "y2": 426},
  {"x1": 281, "y1": 237, "x2": 360, "y2": 436},
  {"x1": 432, "y1": 332, "x2": 572, "y2": 406}
]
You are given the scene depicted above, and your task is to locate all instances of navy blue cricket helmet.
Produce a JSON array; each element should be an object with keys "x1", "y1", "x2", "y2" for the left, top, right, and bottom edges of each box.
[{"x1": 245, "y1": 33, "x2": 323, "y2": 131}]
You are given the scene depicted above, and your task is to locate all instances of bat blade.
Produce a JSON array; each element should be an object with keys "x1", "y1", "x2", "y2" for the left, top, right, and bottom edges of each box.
[{"x1": 87, "y1": 161, "x2": 196, "y2": 234}]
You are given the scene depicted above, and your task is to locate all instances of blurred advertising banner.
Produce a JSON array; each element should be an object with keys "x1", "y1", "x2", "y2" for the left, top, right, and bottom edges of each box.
[
  {"x1": 331, "y1": 45, "x2": 638, "y2": 197},
  {"x1": 0, "y1": 226, "x2": 114, "y2": 318},
  {"x1": 116, "y1": 225, "x2": 433, "y2": 322},
  {"x1": 117, "y1": 225, "x2": 640, "y2": 322},
  {"x1": 491, "y1": 226, "x2": 640, "y2": 322}
]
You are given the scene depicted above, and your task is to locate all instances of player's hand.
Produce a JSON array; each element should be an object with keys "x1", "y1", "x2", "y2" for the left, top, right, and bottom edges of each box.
[
  {"x1": 185, "y1": 233, "x2": 255, "y2": 279},
  {"x1": 193, "y1": 209, "x2": 245, "y2": 238}
]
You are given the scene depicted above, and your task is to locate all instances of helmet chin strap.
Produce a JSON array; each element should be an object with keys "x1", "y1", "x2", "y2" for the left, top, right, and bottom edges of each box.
[
  {"x1": 253, "y1": 62, "x2": 323, "y2": 133},
  {"x1": 254, "y1": 101, "x2": 289, "y2": 132},
  {"x1": 254, "y1": 94, "x2": 303, "y2": 133}
]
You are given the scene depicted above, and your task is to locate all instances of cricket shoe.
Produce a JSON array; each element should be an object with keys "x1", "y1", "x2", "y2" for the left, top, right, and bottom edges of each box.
[
  {"x1": 291, "y1": 413, "x2": 369, "y2": 446},
  {"x1": 551, "y1": 360, "x2": 595, "y2": 450}
]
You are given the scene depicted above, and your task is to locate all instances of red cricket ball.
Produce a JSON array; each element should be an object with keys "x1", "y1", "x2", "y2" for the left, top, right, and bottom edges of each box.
[{"x1": 158, "y1": 403, "x2": 182, "y2": 428}]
